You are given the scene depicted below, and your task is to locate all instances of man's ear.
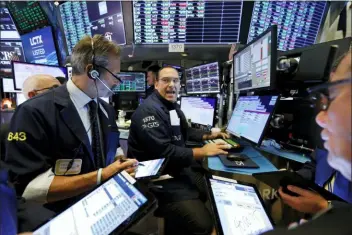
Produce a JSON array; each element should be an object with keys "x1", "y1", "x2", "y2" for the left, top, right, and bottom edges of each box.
[
  {"x1": 85, "y1": 64, "x2": 93, "y2": 73},
  {"x1": 28, "y1": 91, "x2": 36, "y2": 99},
  {"x1": 154, "y1": 79, "x2": 159, "y2": 89}
]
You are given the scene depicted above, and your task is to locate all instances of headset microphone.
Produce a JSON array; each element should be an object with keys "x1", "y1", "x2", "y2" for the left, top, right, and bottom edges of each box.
[{"x1": 95, "y1": 75, "x2": 114, "y2": 94}]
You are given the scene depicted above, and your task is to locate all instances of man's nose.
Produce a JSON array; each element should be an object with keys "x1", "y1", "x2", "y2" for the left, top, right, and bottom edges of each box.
[{"x1": 316, "y1": 111, "x2": 328, "y2": 128}]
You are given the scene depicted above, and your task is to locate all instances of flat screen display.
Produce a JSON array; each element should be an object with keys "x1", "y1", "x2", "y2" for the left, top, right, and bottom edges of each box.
[
  {"x1": 234, "y1": 28, "x2": 274, "y2": 92},
  {"x1": 209, "y1": 178, "x2": 273, "y2": 235},
  {"x1": 0, "y1": 7, "x2": 20, "y2": 40},
  {"x1": 59, "y1": 1, "x2": 126, "y2": 54},
  {"x1": 16, "y1": 93, "x2": 26, "y2": 106},
  {"x1": 180, "y1": 96, "x2": 216, "y2": 126},
  {"x1": 2, "y1": 78, "x2": 20, "y2": 93},
  {"x1": 33, "y1": 171, "x2": 147, "y2": 235},
  {"x1": 135, "y1": 158, "x2": 165, "y2": 179},
  {"x1": 113, "y1": 72, "x2": 146, "y2": 93},
  {"x1": 21, "y1": 26, "x2": 59, "y2": 66},
  {"x1": 185, "y1": 62, "x2": 220, "y2": 94},
  {"x1": 12, "y1": 61, "x2": 67, "y2": 90},
  {"x1": 0, "y1": 41, "x2": 25, "y2": 77},
  {"x1": 247, "y1": 1, "x2": 328, "y2": 51},
  {"x1": 133, "y1": 0, "x2": 243, "y2": 44},
  {"x1": 227, "y1": 96, "x2": 278, "y2": 145}
]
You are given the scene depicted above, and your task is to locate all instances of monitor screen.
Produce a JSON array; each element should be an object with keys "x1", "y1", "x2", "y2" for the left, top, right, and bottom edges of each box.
[
  {"x1": 133, "y1": 0, "x2": 243, "y2": 44},
  {"x1": 21, "y1": 26, "x2": 59, "y2": 66},
  {"x1": 12, "y1": 61, "x2": 67, "y2": 90},
  {"x1": 16, "y1": 93, "x2": 26, "y2": 106},
  {"x1": 227, "y1": 96, "x2": 278, "y2": 145},
  {"x1": 2, "y1": 78, "x2": 20, "y2": 93},
  {"x1": 33, "y1": 171, "x2": 147, "y2": 235},
  {"x1": 60, "y1": 1, "x2": 126, "y2": 54},
  {"x1": 209, "y1": 178, "x2": 273, "y2": 235},
  {"x1": 113, "y1": 72, "x2": 146, "y2": 93},
  {"x1": 0, "y1": 7, "x2": 20, "y2": 40},
  {"x1": 248, "y1": 1, "x2": 328, "y2": 51},
  {"x1": 135, "y1": 158, "x2": 166, "y2": 179},
  {"x1": 180, "y1": 96, "x2": 216, "y2": 126},
  {"x1": 185, "y1": 62, "x2": 220, "y2": 94},
  {"x1": 234, "y1": 27, "x2": 275, "y2": 92},
  {"x1": 6, "y1": 1, "x2": 50, "y2": 35},
  {"x1": 0, "y1": 41, "x2": 26, "y2": 77}
]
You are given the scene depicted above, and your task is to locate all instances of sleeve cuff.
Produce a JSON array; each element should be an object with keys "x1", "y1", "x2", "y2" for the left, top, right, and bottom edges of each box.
[{"x1": 22, "y1": 168, "x2": 55, "y2": 204}]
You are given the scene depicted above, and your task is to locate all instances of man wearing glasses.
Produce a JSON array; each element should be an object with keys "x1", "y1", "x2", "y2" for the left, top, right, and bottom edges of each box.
[
  {"x1": 263, "y1": 49, "x2": 351, "y2": 234},
  {"x1": 22, "y1": 74, "x2": 61, "y2": 100},
  {"x1": 128, "y1": 66, "x2": 230, "y2": 235},
  {"x1": 4, "y1": 35, "x2": 137, "y2": 221}
]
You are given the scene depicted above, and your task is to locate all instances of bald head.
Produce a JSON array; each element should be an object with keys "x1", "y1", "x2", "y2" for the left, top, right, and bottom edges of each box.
[{"x1": 22, "y1": 74, "x2": 61, "y2": 99}]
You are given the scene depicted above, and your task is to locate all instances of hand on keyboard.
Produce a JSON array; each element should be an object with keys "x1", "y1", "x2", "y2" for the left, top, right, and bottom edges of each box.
[{"x1": 213, "y1": 139, "x2": 232, "y2": 149}]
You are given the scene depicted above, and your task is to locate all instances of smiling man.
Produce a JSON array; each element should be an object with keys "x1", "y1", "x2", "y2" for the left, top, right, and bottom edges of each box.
[{"x1": 128, "y1": 66, "x2": 229, "y2": 235}]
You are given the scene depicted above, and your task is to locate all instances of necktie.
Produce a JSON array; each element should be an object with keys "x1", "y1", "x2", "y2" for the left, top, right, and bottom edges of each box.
[{"x1": 88, "y1": 100, "x2": 103, "y2": 169}]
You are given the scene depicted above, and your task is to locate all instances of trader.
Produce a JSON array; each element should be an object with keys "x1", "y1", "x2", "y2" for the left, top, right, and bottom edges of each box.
[
  {"x1": 22, "y1": 74, "x2": 61, "y2": 100},
  {"x1": 5, "y1": 35, "x2": 137, "y2": 214},
  {"x1": 128, "y1": 66, "x2": 230, "y2": 235},
  {"x1": 263, "y1": 49, "x2": 352, "y2": 234},
  {"x1": 146, "y1": 64, "x2": 160, "y2": 97}
]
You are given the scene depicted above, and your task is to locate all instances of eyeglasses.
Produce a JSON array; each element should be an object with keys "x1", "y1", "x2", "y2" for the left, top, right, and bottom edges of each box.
[
  {"x1": 159, "y1": 77, "x2": 180, "y2": 85},
  {"x1": 94, "y1": 64, "x2": 122, "y2": 83},
  {"x1": 307, "y1": 77, "x2": 352, "y2": 111},
  {"x1": 34, "y1": 84, "x2": 59, "y2": 93}
]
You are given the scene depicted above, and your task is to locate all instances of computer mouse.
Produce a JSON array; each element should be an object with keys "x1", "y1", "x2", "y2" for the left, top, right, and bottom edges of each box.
[{"x1": 226, "y1": 154, "x2": 246, "y2": 161}]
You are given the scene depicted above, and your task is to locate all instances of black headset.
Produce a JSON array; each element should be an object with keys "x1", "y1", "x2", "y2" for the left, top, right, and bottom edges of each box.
[{"x1": 88, "y1": 37, "x2": 100, "y2": 81}]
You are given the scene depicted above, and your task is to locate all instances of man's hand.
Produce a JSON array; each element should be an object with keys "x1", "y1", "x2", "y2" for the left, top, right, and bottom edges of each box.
[
  {"x1": 103, "y1": 158, "x2": 138, "y2": 180},
  {"x1": 201, "y1": 142, "x2": 229, "y2": 157},
  {"x1": 203, "y1": 132, "x2": 230, "y2": 140},
  {"x1": 279, "y1": 185, "x2": 328, "y2": 214}
]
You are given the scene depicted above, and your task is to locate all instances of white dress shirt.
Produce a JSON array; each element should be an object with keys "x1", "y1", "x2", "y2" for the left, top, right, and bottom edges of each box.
[{"x1": 22, "y1": 80, "x2": 123, "y2": 203}]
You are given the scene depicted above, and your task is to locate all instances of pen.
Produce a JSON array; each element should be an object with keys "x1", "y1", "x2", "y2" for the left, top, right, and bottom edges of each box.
[{"x1": 119, "y1": 158, "x2": 145, "y2": 166}]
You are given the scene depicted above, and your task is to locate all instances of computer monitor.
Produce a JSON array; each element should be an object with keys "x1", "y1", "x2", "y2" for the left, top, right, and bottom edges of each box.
[
  {"x1": 16, "y1": 93, "x2": 26, "y2": 106},
  {"x1": 113, "y1": 72, "x2": 146, "y2": 93},
  {"x1": 227, "y1": 95, "x2": 279, "y2": 146},
  {"x1": 0, "y1": 41, "x2": 26, "y2": 77},
  {"x1": 21, "y1": 26, "x2": 59, "y2": 66},
  {"x1": 12, "y1": 61, "x2": 68, "y2": 90},
  {"x1": 2, "y1": 78, "x2": 20, "y2": 93},
  {"x1": 180, "y1": 96, "x2": 217, "y2": 126},
  {"x1": 233, "y1": 25, "x2": 277, "y2": 92},
  {"x1": 185, "y1": 62, "x2": 220, "y2": 94},
  {"x1": 248, "y1": 1, "x2": 328, "y2": 51}
]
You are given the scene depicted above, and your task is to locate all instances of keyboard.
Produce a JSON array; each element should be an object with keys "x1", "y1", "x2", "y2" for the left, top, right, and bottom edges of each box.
[{"x1": 207, "y1": 138, "x2": 241, "y2": 149}]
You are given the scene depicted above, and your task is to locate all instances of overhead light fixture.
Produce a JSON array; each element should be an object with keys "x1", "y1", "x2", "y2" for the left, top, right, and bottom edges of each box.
[
  {"x1": 181, "y1": 52, "x2": 188, "y2": 57},
  {"x1": 54, "y1": 1, "x2": 59, "y2": 6}
]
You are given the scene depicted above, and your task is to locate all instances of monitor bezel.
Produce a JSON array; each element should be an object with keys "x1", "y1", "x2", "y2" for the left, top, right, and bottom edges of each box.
[
  {"x1": 1, "y1": 77, "x2": 21, "y2": 93},
  {"x1": 116, "y1": 70, "x2": 147, "y2": 93},
  {"x1": 206, "y1": 176, "x2": 275, "y2": 235},
  {"x1": 11, "y1": 61, "x2": 68, "y2": 91},
  {"x1": 185, "y1": 61, "x2": 221, "y2": 95},
  {"x1": 233, "y1": 25, "x2": 277, "y2": 93},
  {"x1": 227, "y1": 95, "x2": 280, "y2": 146},
  {"x1": 180, "y1": 95, "x2": 217, "y2": 127}
]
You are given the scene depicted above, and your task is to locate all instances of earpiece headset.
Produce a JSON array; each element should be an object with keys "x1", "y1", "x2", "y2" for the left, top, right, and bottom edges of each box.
[{"x1": 88, "y1": 38, "x2": 100, "y2": 81}]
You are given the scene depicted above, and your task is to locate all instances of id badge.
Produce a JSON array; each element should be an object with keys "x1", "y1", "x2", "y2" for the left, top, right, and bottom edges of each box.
[{"x1": 55, "y1": 159, "x2": 82, "y2": 175}]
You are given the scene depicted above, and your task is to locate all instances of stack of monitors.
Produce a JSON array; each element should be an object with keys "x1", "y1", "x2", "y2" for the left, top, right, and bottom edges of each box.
[
  {"x1": 0, "y1": 7, "x2": 25, "y2": 77},
  {"x1": 133, "y1": 0, "x2": 244, "y2": 44},
  {"x1": 185, "y1": 62, "x2": 220, "y2": 94},
  {"x1": 12, "y1": 61, "x2": 67, "y2": 91},
  {"x1": 20, "y1": 26, "x2": 59, "y2": 66},
  {"x1": 233, "y1": 26, "x2": 277, "y2": 92},
  {"x1": 60, "y1": 1, "x2": 126, "y2": 54},
  {"x1": 248, "y1": 1, "x2": 328, "y2": 51},
  {"x1": 113, "y1": 72, "x2": 146, "y2": 93},
  {"x1": 6, "y1": 1, "x2": 49, "y2": 35}
]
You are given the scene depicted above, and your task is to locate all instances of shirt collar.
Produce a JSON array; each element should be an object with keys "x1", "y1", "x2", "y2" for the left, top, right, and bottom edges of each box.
[{"x1": 67, "y1": 79, "x2": 96, "y2": 108}]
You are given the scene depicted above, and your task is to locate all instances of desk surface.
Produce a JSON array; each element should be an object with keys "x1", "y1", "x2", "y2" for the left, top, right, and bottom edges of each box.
[
  {"x1": 259, "y1": 145, "x2": 311, "y2": 163},
  {"x1": 208, "y1": 146, "x2": 278, "y2": 175}
]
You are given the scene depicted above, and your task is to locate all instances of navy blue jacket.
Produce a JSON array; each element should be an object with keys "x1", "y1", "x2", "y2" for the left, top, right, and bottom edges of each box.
[
  {"x1": 128, "y1": 91, "x2": 207, "y2": 203},
  {"x1": 4, "y1": 84, "x2": 120, "y2": 212}
]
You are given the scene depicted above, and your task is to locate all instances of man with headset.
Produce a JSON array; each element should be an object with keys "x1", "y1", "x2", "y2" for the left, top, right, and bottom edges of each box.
[{"x1": 4, "y1": 35, "x2": 137, "y2": 215}]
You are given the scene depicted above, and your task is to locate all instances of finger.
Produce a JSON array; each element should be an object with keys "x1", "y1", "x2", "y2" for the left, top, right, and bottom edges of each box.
[
  {"x1": 129, "y1": 172, "x2": 136, "y2": 178},
  {"x1": 221, "y1": 133, "x2": 230, "y2": 139},
  {"x1": 218, "y1": 150, "x2": 228, "y2": 155},
  {"x1": 125, "y1": 166, "x2": 137, "y2": 173},
  {"x1": 287, "y1": 185, "x2": 312, "y2": 197},
  {"x1": 278, "y1": 187, "x2": 296, "y2": 202},
  {"x1": 216, "y1": 142, "x2": 227, "y2": 146},
  {"x1": 118, "y1": 159, "x2": 138, "y2": 169},
  {"x1": 217, "y1": 144, "x2": 232, "y2": 149}
]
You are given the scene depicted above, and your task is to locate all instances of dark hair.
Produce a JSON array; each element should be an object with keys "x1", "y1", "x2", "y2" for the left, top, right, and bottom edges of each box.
[
  {"x1": 147, "y1": 65, "x2": 161, "y2": 74},
  {"x1": 156, "y1": 66, "x2": 179, "y2": 80}
]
